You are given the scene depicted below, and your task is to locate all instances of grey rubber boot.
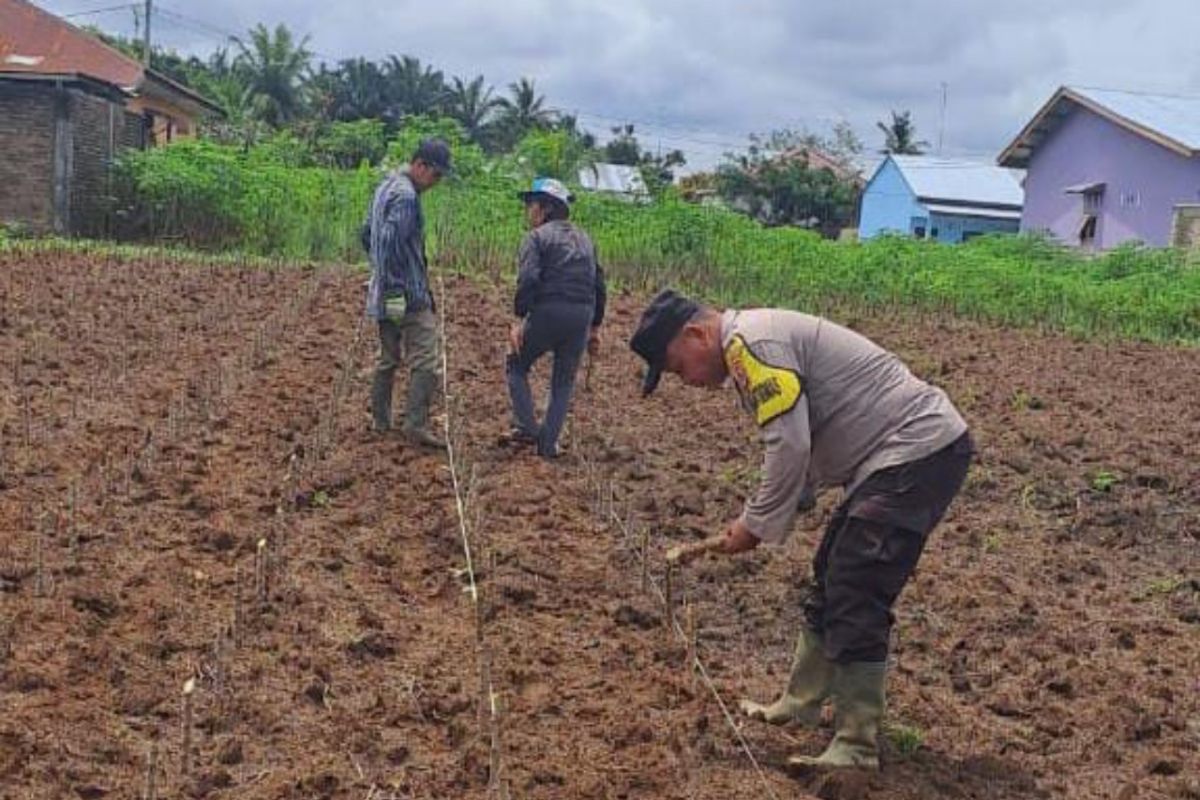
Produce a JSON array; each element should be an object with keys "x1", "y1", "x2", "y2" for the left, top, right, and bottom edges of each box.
[
  {"x1": 739, "y1": 627, "x2": 833, "y2": 726},
  {"x1": 370, "y1": 370, "x2": 394, "y2": 432},
  {"x1": 788, "y1": 661, "x2": 885, "y2": 772},
  {"x1": 401, "y1": 370, "x2": 446, "y2": 450}
]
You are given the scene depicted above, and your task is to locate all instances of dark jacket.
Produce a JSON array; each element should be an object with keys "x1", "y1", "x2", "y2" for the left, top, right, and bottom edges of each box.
[{"x1": 514, "y1": 220, "x2": 607, "y2": 326}]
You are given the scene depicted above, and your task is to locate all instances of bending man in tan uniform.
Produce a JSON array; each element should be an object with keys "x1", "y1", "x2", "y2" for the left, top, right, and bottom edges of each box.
[{"x1": 630, "y1": 289, "x2": 972, "y2": 772}]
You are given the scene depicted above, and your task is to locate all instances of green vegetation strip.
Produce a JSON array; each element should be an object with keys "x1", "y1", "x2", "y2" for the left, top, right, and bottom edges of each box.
[{"x1": 11, "y1": 127, "x2": 1197, "y2": 344}]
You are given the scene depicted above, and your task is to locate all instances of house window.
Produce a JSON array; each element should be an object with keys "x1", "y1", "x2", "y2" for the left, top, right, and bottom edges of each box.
[
  {"x1": 930, "y1": 227, "x2": 940, "y2": 239},
  {"x1": 1083, "y1": 191, "x2": 1103, "y2": 213},
  {"x1": 913, "y1": 226, "x2": 926, "y2": 238},
  {"x1": 1079, "y1": 214, "x2": 1097, "y2": 245},
  {"x1": 1119, "y1": 190, "x2": 1141, "y2": 208}
]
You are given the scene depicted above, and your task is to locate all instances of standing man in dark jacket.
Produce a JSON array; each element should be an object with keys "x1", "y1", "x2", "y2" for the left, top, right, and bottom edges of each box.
[
  {"x1": 507, "y1": 178, "x2": 607, "y2": 459},
  {"x1": 364, "y1": 138, "x2": 451, "y2": 448}
]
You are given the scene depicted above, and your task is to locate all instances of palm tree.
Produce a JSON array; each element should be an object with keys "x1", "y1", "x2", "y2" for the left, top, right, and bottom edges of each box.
[
  {"x1": 383, "y1": 55, "x2": 447, "y2": 121},
  {"x1": 232, "y1": 23, "x2": 312, "y2": 128},
  {"x1": 305, "y1": 64, "x2": 340, "y2": 122},
  {"x1": 877, "y1": 110, "x2": 928, "y2": 155},
  {"x1": 555, "y1": 113, "x2": 596, "y2": 149},
  {"x1": 498, "y1": 77, "x2": 556, "y2": 133},
  {"x1": 329, "y1": 58, "x2": 387, "y2": 121},
  {"x1": 446, "y1": 75, "x2": 501, "y2": 142}
]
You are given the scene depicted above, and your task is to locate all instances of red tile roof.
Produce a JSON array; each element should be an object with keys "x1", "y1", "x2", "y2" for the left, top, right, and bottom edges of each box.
[
  {"x1": 0, "y1": 0, "x2": 144, "y2": 89},
  {"x1": 780, "y1": 146, "x2": 863, "y2": 185}
]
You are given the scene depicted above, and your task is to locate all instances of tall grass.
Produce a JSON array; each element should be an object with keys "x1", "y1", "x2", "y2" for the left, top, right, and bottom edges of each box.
[
  {"x1": 114, "y1": 139, "x2": 377, "y2": 261},
  {"x1": 112, "y1": 138, "x2": 1200, "y2": 344}
]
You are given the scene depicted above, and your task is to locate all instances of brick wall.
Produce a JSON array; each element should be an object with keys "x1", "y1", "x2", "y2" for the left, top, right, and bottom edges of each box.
[
  {"x1": 0, "y1": 82, "x2": 145, "y2": 236},
  {"x1": 0, "y1": 84, "x2": 55, "y2": 232},
  {"x1": 70, "y1": 90, "x2": 122, "y2": 238},
  {"x1": 120, "y1": 110, "x2": 145, "y2": 150}
]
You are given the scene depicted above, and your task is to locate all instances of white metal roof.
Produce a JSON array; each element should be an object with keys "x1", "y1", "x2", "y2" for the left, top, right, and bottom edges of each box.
[
  {"x1": 888, "y1": 155, "x2": 1024, "y2": 208},
  {"x1": 578, "y1": 163, "x2": 649, "y2": 195},
  {"x1": 1071, "y1": 86, "x2": 1200, "y2": 151}
]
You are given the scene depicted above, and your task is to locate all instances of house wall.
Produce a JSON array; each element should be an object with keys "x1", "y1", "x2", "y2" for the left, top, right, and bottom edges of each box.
[
  {"x1": 0, "y1": 83, "x2": 55, "y2": 231},
  {"x1": 69, "y1": 89, "x2": 141, "y2": 237},
  {"x1": 0, "y1": 81, "x2": 143, "y2": 235},
  {"x1": 1021, "y1": 105, "x2": 1200, "y2": 248},
  {"x1": 127, "y1": 94, "x2": 198, "y2": 143},
  {"x1": 927, "y1": 212, "x2": 1020, "y2": 243},
  {"x1": 858, "y1": 157, "x2": 928, "y2": 239}
]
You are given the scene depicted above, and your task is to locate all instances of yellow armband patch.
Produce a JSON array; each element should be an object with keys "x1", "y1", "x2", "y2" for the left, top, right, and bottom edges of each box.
[{"x1": 724, "y1": 335, "x2": 802, "y2": 426}]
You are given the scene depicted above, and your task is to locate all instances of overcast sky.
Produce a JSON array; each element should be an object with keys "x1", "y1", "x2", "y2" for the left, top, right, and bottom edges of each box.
[{"x1": 41, "y1": 0, "x2": 1200, "y2": 171}]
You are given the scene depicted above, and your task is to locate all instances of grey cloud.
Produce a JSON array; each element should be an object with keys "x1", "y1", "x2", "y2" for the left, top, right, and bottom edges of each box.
[{"x1": 43, "y1": 0, "x2": 1199, "y2": 168}]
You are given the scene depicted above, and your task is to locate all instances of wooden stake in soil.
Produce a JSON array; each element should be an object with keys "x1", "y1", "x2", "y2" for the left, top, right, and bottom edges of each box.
[
  {"x1": 33, "y1": 517, "x2": 45, "y2": 598},
  {"x1": 68, "y1": 481, "x2": 78, "y2": 539},
  {"x1": 664, "y1": 563, "x2": 675, "y2": 632},
  {"x1": 254, "y1": 538, "x2": 268, "y2": 603},
  {"x1": 685, "y1": 597, "x2": 697, "y2": 685},
  {"x1": 639, "y1": 525, "x2": 649, "y2": 593},
  {"x1": 232, "y1": 564, "x2": 243, "y2": 647},
  {"x1": 145, "y1": 738, "x2": 159, "y2": 800},
  {"x1": 21, "y1": 389, "x2": 32, "y2": 451},
  {"x1": 488, "y1": 689, "x2": 503, "y2": 798},
  {"x1": 181, "y1": 678, "x2": 195, "y2": 777}
]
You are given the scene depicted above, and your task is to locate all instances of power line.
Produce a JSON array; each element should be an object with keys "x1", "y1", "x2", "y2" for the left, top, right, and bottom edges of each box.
[
  {"x1": 154, "y1": 5, "x2": 340, "y2": 61},
  {"x1": 574, "y1": 112, "x2": 745, "y2": 152},
  {"x1": 74, "y1": 6, "x2": 815, "y2": 157},
  {"x1": 62, "y1": 3, "x2": 138, "y2": 18},
  {"x1": 153, "y1": 6, "x2": 235, "y2": 42},
  {"x1": 73, "y1": 6, "x2": 989, "y2": 164},
  {"x1": 138, "y1": 11, "x2": 830, "y2": 156}
]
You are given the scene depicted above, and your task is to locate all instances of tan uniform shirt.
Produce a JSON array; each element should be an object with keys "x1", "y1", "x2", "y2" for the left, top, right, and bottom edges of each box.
[{"x1": 722, "y1": 309, "x2": 967, "y2": 544}]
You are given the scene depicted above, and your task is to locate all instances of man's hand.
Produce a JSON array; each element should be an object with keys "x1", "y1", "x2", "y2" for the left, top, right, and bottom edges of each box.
[
  {"x1": 509, "y1": 322, "x2": 525, "y2": 354},
  {"x1": 587, "y1": 326, "x2": 602, "y2": 356},
  {"x1": 666, "y1": 519, "x2": 760, "y2": 565},
  {"x1": 720, "y1": 517, "x2": 761, "y2": 555}
]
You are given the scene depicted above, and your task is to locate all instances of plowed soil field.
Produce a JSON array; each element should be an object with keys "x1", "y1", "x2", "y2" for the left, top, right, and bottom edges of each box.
[{"x1": 1, "y1": 248, "x2": 1197, "y2": 800}]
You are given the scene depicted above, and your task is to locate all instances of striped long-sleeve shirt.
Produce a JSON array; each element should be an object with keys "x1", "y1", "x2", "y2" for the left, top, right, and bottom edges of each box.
[{"x1": 364, "y1": 169, "x2": 431, "y2": 320}]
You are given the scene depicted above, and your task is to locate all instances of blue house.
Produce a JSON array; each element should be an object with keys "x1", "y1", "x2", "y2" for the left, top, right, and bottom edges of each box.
[{"x1": 858, "y1": 155, "x2": 1024, "y2": 242}]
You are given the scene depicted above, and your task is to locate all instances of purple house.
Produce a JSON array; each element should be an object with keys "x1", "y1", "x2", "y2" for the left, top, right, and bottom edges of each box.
[{"x1": 998, "y1": 86, "x2": 1200, "y2": 250}]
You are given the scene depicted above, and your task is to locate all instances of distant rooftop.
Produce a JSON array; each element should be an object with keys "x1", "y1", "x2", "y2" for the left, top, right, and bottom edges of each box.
[
  {"x1": 883, "y1": 154, "x2": 1024, "y2": 208},
  {"x1": 578, "y1": 163, "x2": 649, "y2": 195}
]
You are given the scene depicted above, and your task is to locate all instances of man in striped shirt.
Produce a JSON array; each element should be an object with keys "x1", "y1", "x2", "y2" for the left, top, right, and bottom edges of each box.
[{"x1": 364, "y1": 138, "x2": 451, "y2": 449}]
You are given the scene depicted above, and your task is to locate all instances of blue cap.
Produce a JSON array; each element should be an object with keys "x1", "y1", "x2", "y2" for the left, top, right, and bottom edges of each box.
[{"x1": 519, "y1": 177, "x2": 574, "y2": 206}]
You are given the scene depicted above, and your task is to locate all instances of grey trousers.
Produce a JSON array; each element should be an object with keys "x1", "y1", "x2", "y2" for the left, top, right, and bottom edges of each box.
[
  {"x1": 506, "y1": 302, "x2": 592, "y2": 457},
  {"x1": 371, "y1": 311, "x2": 441, "y2": 431}
]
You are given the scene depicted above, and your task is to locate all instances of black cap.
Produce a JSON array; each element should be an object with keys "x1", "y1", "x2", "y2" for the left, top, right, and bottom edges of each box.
[
  {"x1": 629, "y1": 289, "x2": 700, "y2": 396},
  {"x1": 413, "y1": 138, "x2": 453, "y2": 174}
]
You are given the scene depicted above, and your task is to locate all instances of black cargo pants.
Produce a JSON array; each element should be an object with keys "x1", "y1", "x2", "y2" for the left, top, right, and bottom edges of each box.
[{"x1": 803, "y1": 432, "x2": 973, "y2": 663}]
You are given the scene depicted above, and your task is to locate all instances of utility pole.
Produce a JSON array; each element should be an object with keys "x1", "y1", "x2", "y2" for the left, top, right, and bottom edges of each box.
[
  {"x1": 937, "y1": 81, "x2": 948, "y2": 155},
  {"x1": 142, "y1": 0, "x2": 152, "y2": 67}
]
